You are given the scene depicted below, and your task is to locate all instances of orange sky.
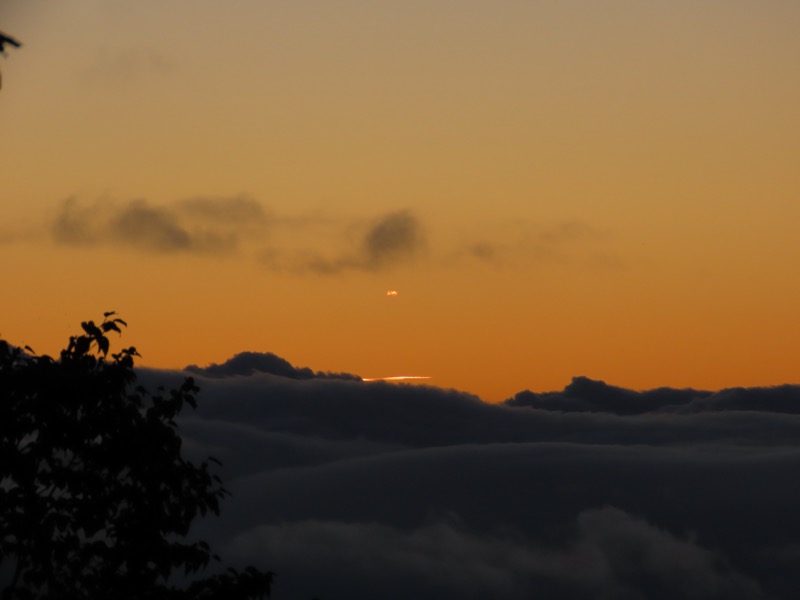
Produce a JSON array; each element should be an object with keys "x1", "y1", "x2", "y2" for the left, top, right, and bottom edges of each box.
[{"x1": 1, "y1": 0, "x2": 799, "y2": 401}]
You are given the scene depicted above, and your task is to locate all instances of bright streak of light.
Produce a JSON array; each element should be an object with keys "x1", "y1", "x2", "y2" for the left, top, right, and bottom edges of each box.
[
  {"x1": 362, "y1": 376, "x2": 431, "y2": 382},
  {"x1": 386, "y1": 290, "x2": 398, "y2": 297}
]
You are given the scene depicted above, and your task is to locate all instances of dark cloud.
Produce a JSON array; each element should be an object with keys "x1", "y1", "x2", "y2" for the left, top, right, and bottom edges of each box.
[
  {"x1": 110, "y1": 200, "x2": 198, "y2": 252},
  {"x1": 507, "y1": 376, "x2": 710, "y2": 415},
  {"x1": 362, "y1": 210, "x2": 423, "y2": 268},
  {"x1": 156, "y1": 368, "x2": 800, "y2": 450},
  {"x1": 128, "y1": 355, "x2": 800, "y2": 599},
  {"x1": 509, "y1": 376, "x2": 800, "y2": 416},
  {"x1": 302, "y1": 210, "x2": 425, "y2": 274},
  {"x1": 219, "y1": 508, "x2": 761, "y2": 600},
  {"x1": 51, "y1": 196, "x2": 267, "y2": 255},
  {"x1": 185, "y1": 351, "x2": 359, "y2": 381}
]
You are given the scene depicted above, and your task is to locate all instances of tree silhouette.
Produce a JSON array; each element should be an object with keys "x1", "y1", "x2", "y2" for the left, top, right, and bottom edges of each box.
[{"x1": 0, "y1": 313, "x2": 273, "y2": 599}]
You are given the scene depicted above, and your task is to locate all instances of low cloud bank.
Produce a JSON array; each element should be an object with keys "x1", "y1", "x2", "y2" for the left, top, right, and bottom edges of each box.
[{"x1": 133, "y1": 356, "x2": 800, "y2": 599}]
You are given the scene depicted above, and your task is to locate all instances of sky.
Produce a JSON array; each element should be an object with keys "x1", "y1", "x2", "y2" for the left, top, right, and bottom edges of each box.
[{"x1": 1, "y1": 0, "x2": 800, "y2": 401}]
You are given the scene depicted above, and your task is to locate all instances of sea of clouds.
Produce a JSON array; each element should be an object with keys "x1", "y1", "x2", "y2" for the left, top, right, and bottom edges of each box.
[{"x1": 138, "y1": 352, "x2": 800, "y2": 599}]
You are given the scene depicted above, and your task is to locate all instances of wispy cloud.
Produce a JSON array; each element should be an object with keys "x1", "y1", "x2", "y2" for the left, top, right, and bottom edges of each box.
[
  {"x1": 50, "y1": 197, "x2": 426, "y2": 272},
  {"x1": 52, "y1": 196, "x2": 268, "y2": 255},
  {"x1": 262, "y1": 210, "x2": 427, "y2": 275},
  {"x1": 456, "y1": 218, "x2": 617, "y2": 269},
  {"x1": 48, "y1": 196, "x2": 618, "y2": 275},
  {"x1": 308, "y1": 210, "x2": 425, "y2": 274}
]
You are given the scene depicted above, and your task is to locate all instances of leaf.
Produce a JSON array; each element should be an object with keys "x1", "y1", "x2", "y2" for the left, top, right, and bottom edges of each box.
[
  {"x1": 81, "y1": 320, "x2": 102, "y2": 337},
  {"x1": 101, "y1": 321, "x2": 121, "y2": 334}
]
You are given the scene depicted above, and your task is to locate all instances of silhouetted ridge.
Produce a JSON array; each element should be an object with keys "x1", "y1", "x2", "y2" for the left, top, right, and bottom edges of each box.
[{"x1": 185, "y1": 351, "x2": 360, "y2": 381}]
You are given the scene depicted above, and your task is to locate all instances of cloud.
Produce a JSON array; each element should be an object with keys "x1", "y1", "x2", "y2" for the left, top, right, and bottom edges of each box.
[
  {"x1": 507, "y1": 376, "x2": 710, "y2": 415},
  {"x1": 52, "y1": 196, "x2": 267, "y2": 255},
  {"x1": 110, "y1": 200, "x2": 199, "y2": 252},
  {"x1": 48, "y1": 196, "x2": 616, "y2": 276},
  {"x1": 224, "y1": 518, "x2": 541, "y2": 599},
  {"x1": 561, "y1": 507, "x2": 763, "y2": 599},
  {"x1": 508, "y1": 376, "x2": 800, "y2": 416},
  {"x1": 176, "y1": 196, "x2": 270, "y2": 225},
  {"x1": 150, "y1": 365, "x2": 800, "y2": 451},
  {"x1": 128, "y1": 357, "x2": 800, "y2": 598},
  {"x1": 51, "y1": 198, "x2": 426, "y2": 272},
  {"x1": 185, "y1": 351, "x2": 359, "y2": 381},
  {"x1": 219, "y1": 508, "x2": 761, "y2": 600},
  {"x1": 362, "y1": 210, "x2": 424, "y2": 267},
  {"x1": 300, "y1": 210, "x2": 426, "y2": 274},
  {"x1": 454, "y1": 218, "x2": 616, "y2": 269}
]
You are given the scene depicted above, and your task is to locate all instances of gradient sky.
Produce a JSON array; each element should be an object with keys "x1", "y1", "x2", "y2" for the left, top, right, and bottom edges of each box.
[{"x1": 1, "y1": 0, "x2": 799, "y2": 401}]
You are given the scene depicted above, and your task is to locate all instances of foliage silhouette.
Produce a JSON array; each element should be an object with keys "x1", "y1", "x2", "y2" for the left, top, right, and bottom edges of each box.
[
  {"x1": 0, "y1": 313, "x2": 273, "y2": 599},
  {"x1": 0, "y1": 31, "x2": 21, "y2": 54},
  {"x1": 0, "y1": 29, "x2": 21, "y2": 91}
]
